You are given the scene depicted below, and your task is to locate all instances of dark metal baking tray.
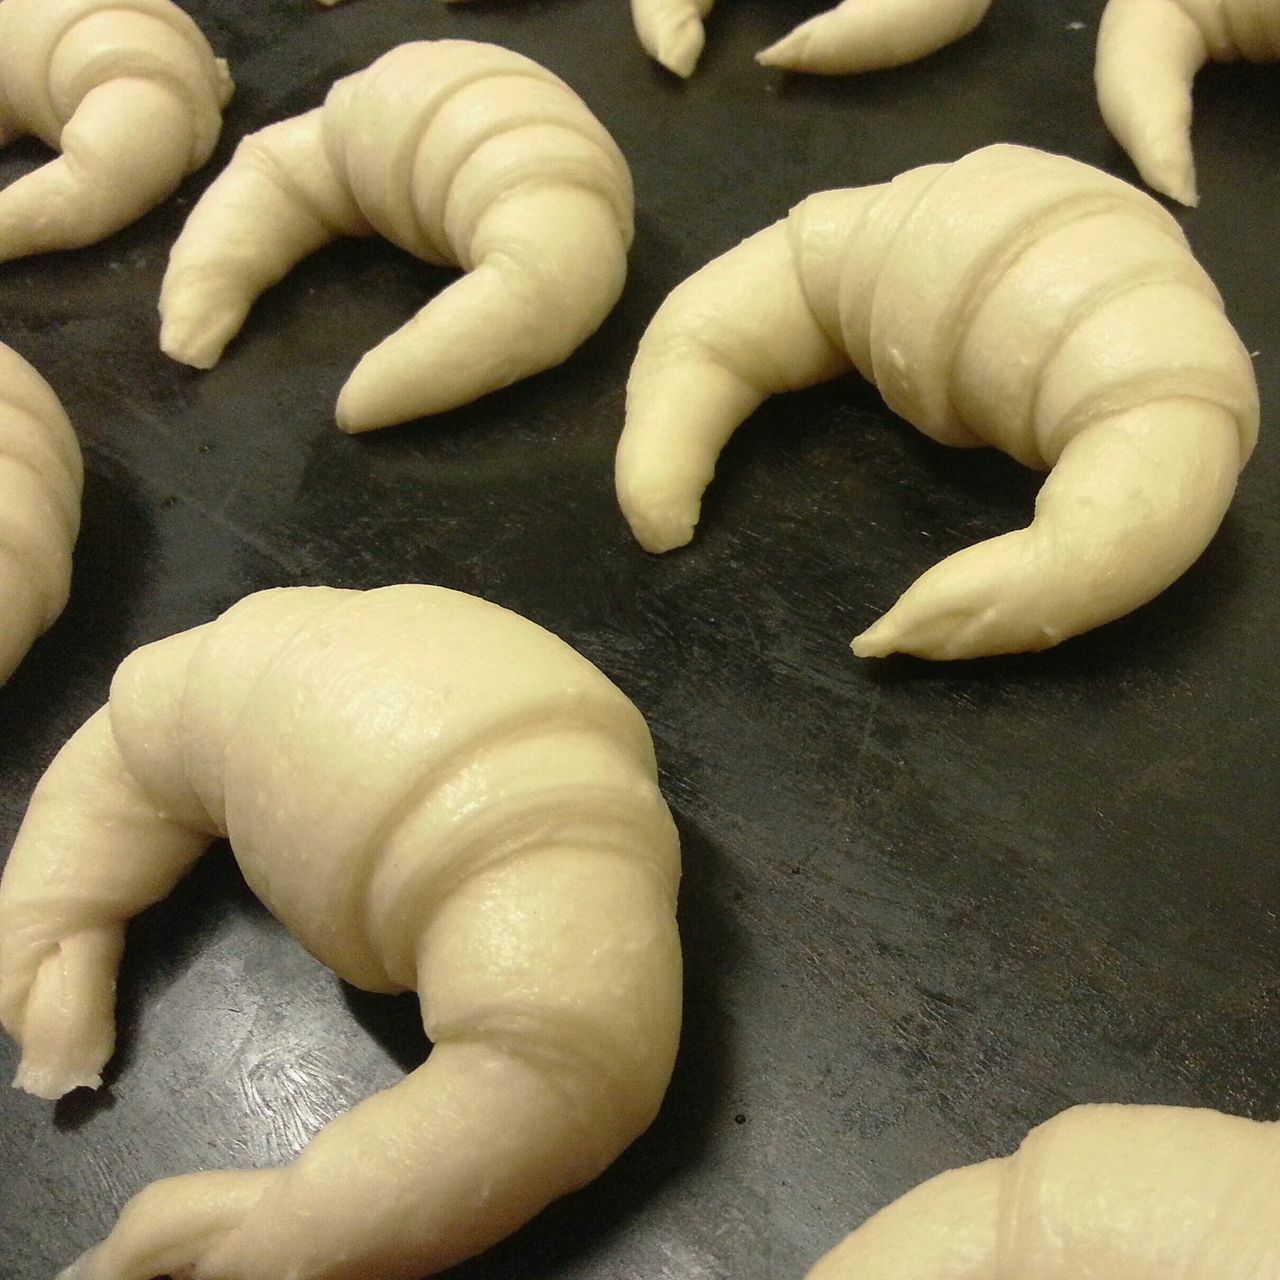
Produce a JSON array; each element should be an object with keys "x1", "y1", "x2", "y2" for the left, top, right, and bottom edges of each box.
[{"x1": 2, "y1": 0, "x2": 1277, "y2": 1276}]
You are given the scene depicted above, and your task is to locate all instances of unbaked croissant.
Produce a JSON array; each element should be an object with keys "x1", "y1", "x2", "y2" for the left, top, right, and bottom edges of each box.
[
  {"x1": 804, "y1": 1103, "x2": 1280, "y2": 1279},
  {"x1": 0, "y1": 0, "x2": 232, "y2": 262},
  {"x1": 0, "y1": 342, "x2": 82, "y2": 685},
  {"x1": 0, "y1": 584, "x2": 681, "y2": 1280},
  {"x1": 628, "y1": 0, "x2": 993, "y2": 78},
  {"x1": 616, "y1": 144, "x2": 1258, "y2": 660},
  {"x1": 1096, "y1": 0, "x2": 1280, "y2": 205},
  {"x1": 160, "y1": 40, "x2": 635, "y2": 433}
]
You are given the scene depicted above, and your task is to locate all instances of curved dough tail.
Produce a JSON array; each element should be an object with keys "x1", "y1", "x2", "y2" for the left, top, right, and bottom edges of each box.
[{"x1": 757, "y1": 0, "x2": 994, "y2": 75}]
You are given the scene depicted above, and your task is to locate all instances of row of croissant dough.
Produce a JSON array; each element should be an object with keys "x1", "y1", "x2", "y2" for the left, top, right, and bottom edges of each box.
[
  {"x1": 0, "y1": 2, "x2": 1276, "y2": 1279},
  {"x1": 319, "y1": 0, "x2": 1278, "y2": 208},
  {"x1": 0, "y1": 0, "x2": 1274, "y2": 250},
  {"x1": 0, "y1": 0, "x2": 1268, "y2": 677}
]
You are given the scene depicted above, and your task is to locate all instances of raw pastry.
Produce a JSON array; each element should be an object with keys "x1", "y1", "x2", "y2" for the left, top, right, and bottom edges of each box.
[
  {"x1": 616, "y1": 144, "x2": 1258, "y2": 660},
  {"x1": 0, "y1": 342, "x2": 82, "y2": 684},
  {"x1": 0, "y1": 0, "x2": 232, "y2": 262},
  {"x1": 754, "y1": 0, "x2": 995, "y2": 77},
  {"x1": 627, "y1": 0, "x2": 992, "y2": 78},
  {"x1": 159, "y1": 41, "x2": 635, "y2": 433},
  {"x1": 1096, "y1": 0, "x2": 1280, "y2": 205},
  {"x1": 804, "y1": 1103, "x2": 1280, "y2": 1279},
  {"x1": 0, "y1": 584, "x2": 682, "y2": 1280}
]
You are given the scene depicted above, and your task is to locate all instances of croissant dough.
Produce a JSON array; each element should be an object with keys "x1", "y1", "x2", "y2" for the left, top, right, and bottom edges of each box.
[
  {"x1": 616, "y1": 144, "x2": 1258, "y2": 660},
  {"x1": 804, "y1": 1103, "x2": 1280, "y2": 1279},
  {"x1": 1096, "y1": 0, "x2": 1280, "y2": 205},
  {"x1": 160, "y1": 40, "x2": 635, "y2": 433},
  {"x1": 0, "y1": 343, "x2": 82, "y2": 685},
  {"x1": 0, "y1": 584, "x2": 682, "y2": 1280},
  {"x1": 753, "y1": 0, "x2": 994, "y2": 76},
  {"x1": 0, "y1": 0, "x2": 232, "y2": 262}
]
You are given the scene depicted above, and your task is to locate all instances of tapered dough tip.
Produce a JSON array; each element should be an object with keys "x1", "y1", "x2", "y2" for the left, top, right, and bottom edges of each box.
[
  {"x1": 1149, "y1": 163, "x2": 1199, "y2": 207},
  {"x1": 334, "y1": 347, "x2": 471, "y2": 433},
  {"x1": 849, "y1": 619, "x2": 896, "y2": 659},
  {"x1": 333, "y1": 371, "x2": 408, "y2": 435},
  {"x1": 656, "y1": 27, "x2": 704, "y2": 77},
  {"x1": 755, "y1": 29, "x2": 808, "y2": 68}
]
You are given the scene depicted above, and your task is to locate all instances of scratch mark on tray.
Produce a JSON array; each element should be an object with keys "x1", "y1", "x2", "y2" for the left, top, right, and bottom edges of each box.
[{"x1": 851, "y1": 681, "x2": 881, "y2": 787}]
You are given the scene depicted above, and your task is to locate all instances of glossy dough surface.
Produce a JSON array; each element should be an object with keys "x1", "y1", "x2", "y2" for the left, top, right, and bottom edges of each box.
[
  {"x1": 0, "y1": 342, "x2": 82, "y2": 684},
  {"x1": 0, "y1": 0, "x2": 232, "y2": 260},
  {"x1": 805, "y1": 1103, "x2": 1280, "y2": 1279},
  {"x1": 159, "y1": 40, "x2": 635, "y2": 432},
  {"x1": 616, "y1": 144, "x2": 1258, "y2": 660},
  {"x1": 0, "y1": 585, "x2": 682, "y2": 1280}
]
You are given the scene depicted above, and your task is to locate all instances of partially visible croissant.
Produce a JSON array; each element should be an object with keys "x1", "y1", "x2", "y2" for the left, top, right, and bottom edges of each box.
[
  {"x1": 1096, "y1": 0, "x2": 1280, "y2": 205},
  {"x1": 0, "y1": 584, "x2": 682, "y2": 1280},
  {"x1": 616, "y1": 144, "x2": 1258, "y2": 660},
  {"x1": 0, "y1": 342, "x2": 82, "y2": 685},
  {"x1": 160, "y1": 40, "x2": 635, "y2": 433},
  {"x1": 0, "y1": 0, "x2": 232, "y2": 262},
  {"x1": 804, "y1": 1103, "x2": 1280, "y2": 1279}
]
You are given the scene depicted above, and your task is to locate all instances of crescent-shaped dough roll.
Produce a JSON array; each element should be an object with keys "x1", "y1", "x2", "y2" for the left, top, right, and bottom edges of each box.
[
  {"x1": 0, "y1": 585, "x2": 682, "y2": 1280},
  {"x1": 0, "y1": 0, "x2": 233, "y2": 262},
  {"x1": 616, "y1": 144, "x2": 1258, "y2": 661},
  {"x1": 0, "y1": 343, "x2": 82, "y2": 685},
  {"x1": 159, "y1": 41, "x2": 635, "y2": 433},
  {"x1": 804, "y1": 1103, "x2": 1280, "y2": 1279},
  {"x1": 1096, "y1": 0, "x2": 1280, "y2": 206},
  {"x1": 754, "y1": 0, "x2": 994, "y2": 76}
]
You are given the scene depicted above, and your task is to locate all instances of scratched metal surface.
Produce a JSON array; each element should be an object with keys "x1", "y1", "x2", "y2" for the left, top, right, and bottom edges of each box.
[{"x1": 1, "y1": 1, "x2": 1278, "y2": 1277}]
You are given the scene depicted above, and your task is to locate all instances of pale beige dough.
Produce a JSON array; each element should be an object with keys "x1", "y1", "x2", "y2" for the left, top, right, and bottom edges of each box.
[
  {"x1": 0, "y1": 584, "x2": 682, "y2": 1280},
  {"x1": 159, "y1": 40, "x2": 635, "y2": 433},
  {"x1": 430, "y1": 0, "x2": 992, "y2": 78},
  {"x1": 0, "y1": 0, "x2": 232, "y2": 261},
  {"x1": 615, "y1": 144, "x2": 1258, "y2": 661},
  {"x1": 0, "y1": 342, "x2": 82, "y2": 685},
  {"x1": 1097, "y1": 0, "x2": 1280, "y2": 205},
  {"x1": 804, "y1": 1103, "x2": 1280, "y2": 1279}
]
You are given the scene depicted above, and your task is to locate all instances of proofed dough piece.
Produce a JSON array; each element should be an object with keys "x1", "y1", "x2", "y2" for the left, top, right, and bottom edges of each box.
[
  {"x1": 0, "y1": 0, "x2": 233, "y2": 261},
  {"x1": 159, "y1": 40, "x2": 635, "y2": 433},
  {"x1": 0, "y1": 343, "x2": 82, "y2": 684},
  {"x1": 616, "y1": 144, "x2": 1258, "y2": 660},
  {"x1": 0, "y1": 584, "x2": 682, "y2": 1280},
  {"x1": 1096, "y1": 0, "x2": 1280, "y2": 205},
  {"x1": 805, "y1": 1104, "x2": 1280, "y2": 1279},
  {"x1": 754, "y1": 0, "x2": 994, "y2": 76}
]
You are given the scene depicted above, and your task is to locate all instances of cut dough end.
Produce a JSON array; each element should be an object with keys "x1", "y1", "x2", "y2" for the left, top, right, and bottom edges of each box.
[{"x1": 11, "y1": 1060, "x2": 102, "y2": 1101}]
